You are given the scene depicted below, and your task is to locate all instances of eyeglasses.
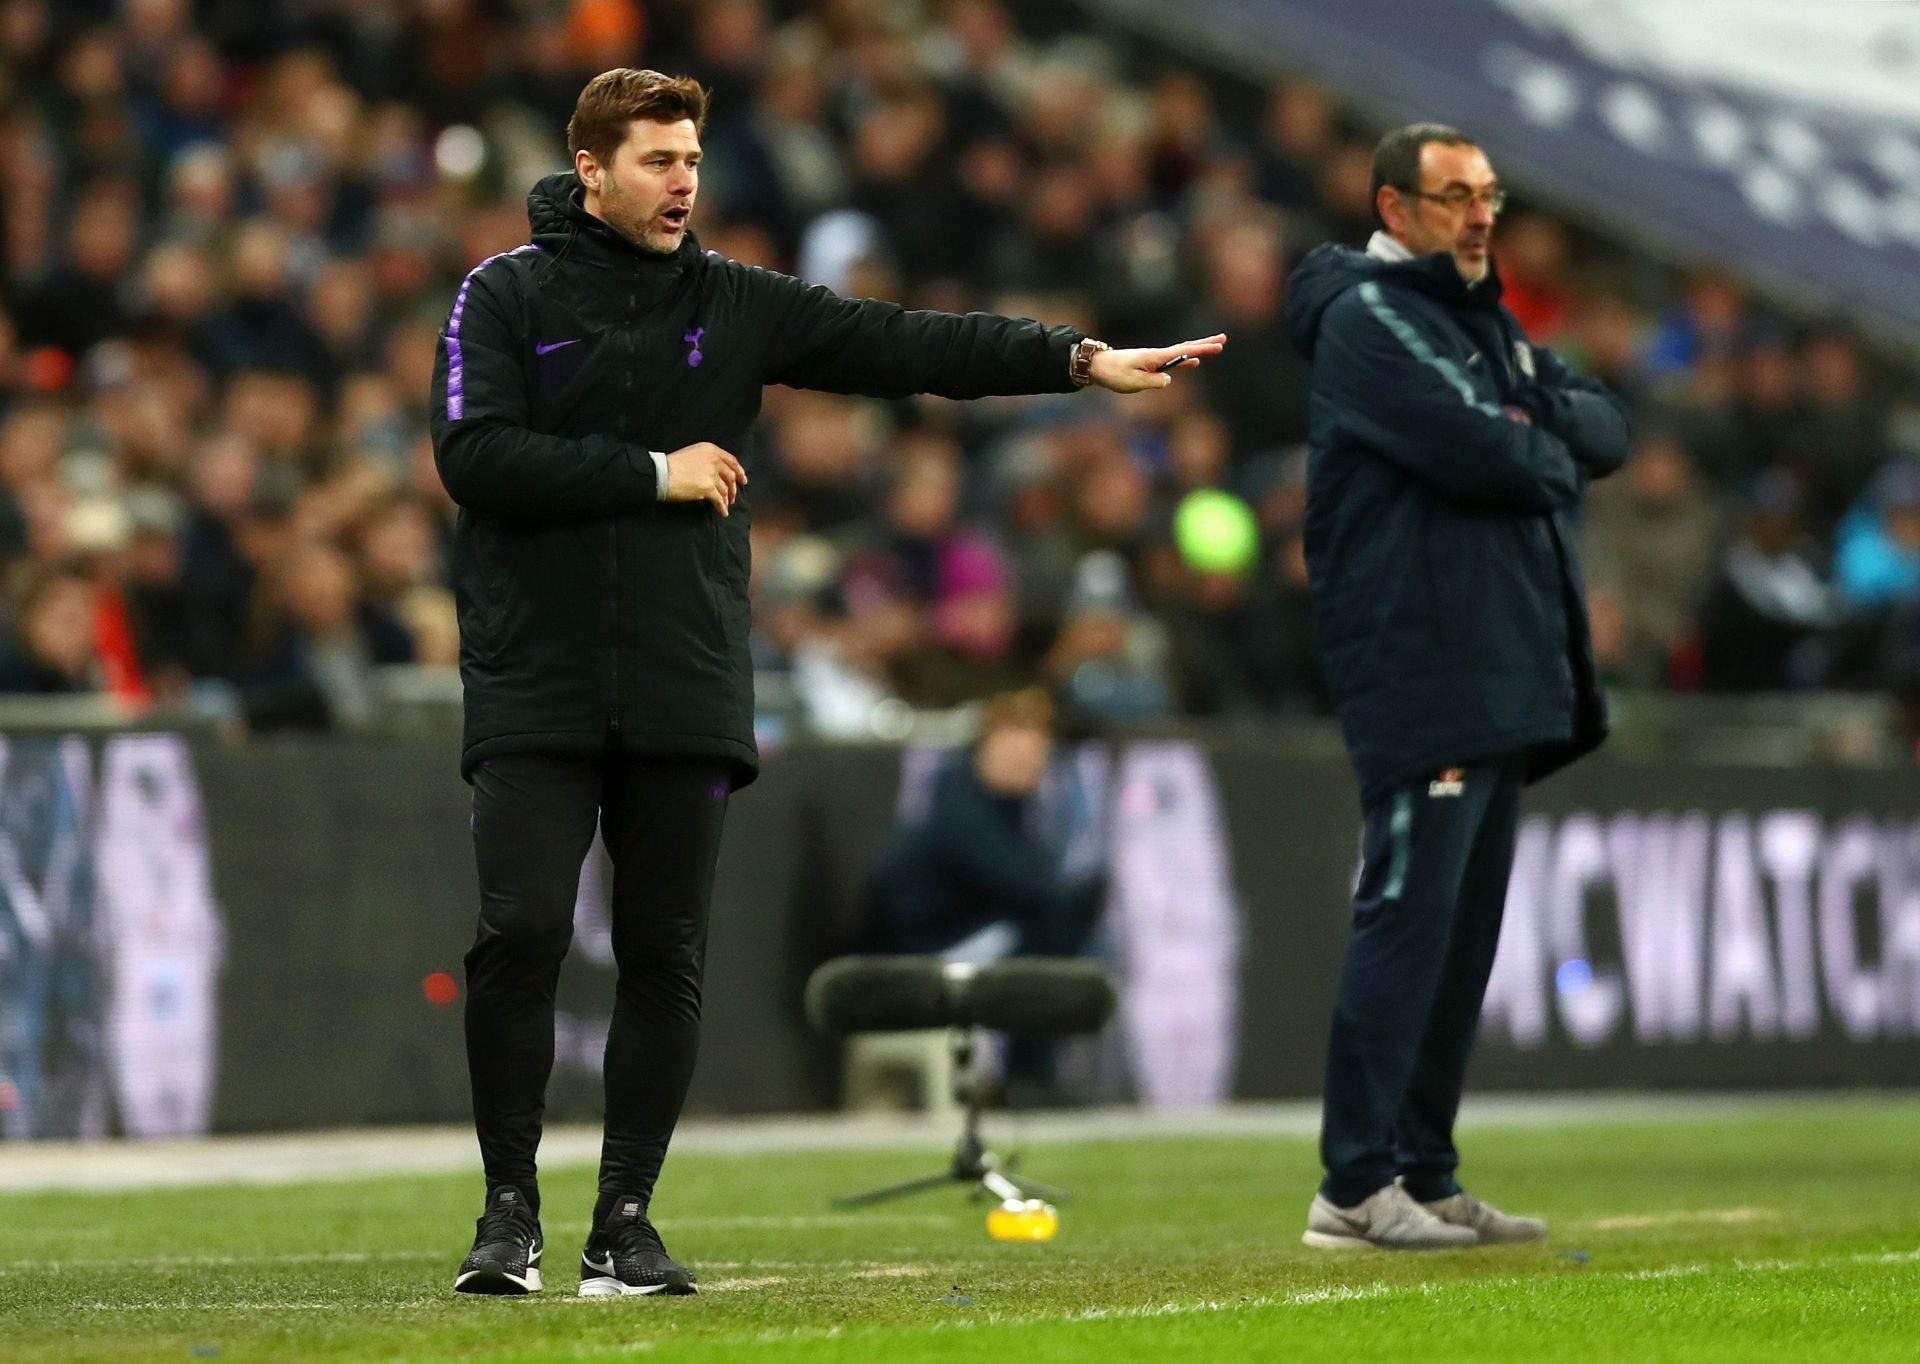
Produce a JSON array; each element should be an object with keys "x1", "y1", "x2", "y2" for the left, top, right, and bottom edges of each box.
[{"x1": 1400, "y1": 186, "x2": 1507, "y2": 215}]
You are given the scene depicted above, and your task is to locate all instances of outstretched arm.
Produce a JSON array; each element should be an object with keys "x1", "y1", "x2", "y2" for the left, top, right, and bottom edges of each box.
[{"x1": 759, "y1": 268, "x2": 1224, "y2": 399}]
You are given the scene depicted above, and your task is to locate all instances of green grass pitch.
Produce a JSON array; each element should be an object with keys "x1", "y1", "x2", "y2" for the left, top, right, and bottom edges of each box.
[{"x1": 3, "y1": 1099, "x2": 1917, "y2": 1362}]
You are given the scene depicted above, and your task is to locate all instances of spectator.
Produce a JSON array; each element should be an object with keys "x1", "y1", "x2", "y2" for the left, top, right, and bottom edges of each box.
[
  {"x1": 755, "y1": 533, "x2": 897, "y2": 737},
  {"x1": 1184, "y1": 213, "x2": 1312, "y2": 458},
  {"x1": 865, "y1": 686, "x2": 1106, "y2": 1099},
  {"x1": 2, "y1": 0, "x2": 1918, "y2": 736},
  {"x1": 1493, "y1": 213, "x2": 1572, "y2": 343},
  {"x1": 0, "y1": 400, "x2": 66, "y2": 568},
  {"x1": 13, "y1": 177, "x2": 140, "y2": 362},
  {"x1": 1562, "y1": 289, "x2": 1647, "y2": 415},
  {"x1": 229, "y1": 537, "x2": 411, "y2": 731},
  {"x1": 1043, "y1": 549, "x2": 1174, "y2": 720},
  {"x1": 1256, "y1": 79, "x2": 1336, "y2": 210},
  {"x1": 0, "y1": 560, "x2": 99, "y2": 694},
  {"x1": 119, "y1": 485, "x2": 195, "y2": 700},
  {"x1": 887, "y1": 536, "x2": 1026, "y2": 708},
  {"x1": 197, "y1": 222, "x2": 328, "y2": 383},
  {"x1": 1785, "y1": 330, "x2": 1888, "y2": 534},
  {"x1": 1835, "y1": 459, "x2": 1920, "y2": 609},
  {"x1": 1644, "y1": 269, "x2": 1745, "y2": 377},
  {"x1": 1580, "y1": 431, "x2": 1719, "y2": 687},
  {"x1": 1239, "y1": 449, "x2": 1326, "y2": 715},
  {"x1": 1732, "y1": 323, "x2": 1802, "y2": 482},
  {"x1": 1698, "y1": 472, "x2": 1845, "y2": 692}
]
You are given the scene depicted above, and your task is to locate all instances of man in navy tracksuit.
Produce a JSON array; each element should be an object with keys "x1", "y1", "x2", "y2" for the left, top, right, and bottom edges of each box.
[{"x1": 1284, "y1": 125, "x2": 1629, "y2": 1250}]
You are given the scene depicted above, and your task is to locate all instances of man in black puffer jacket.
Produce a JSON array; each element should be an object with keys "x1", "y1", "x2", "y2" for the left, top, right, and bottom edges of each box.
[
  {"x1": 432, "y1": 68, "x2": 1224, "y2": 1299},
  {"x1": 1284, "y1": 124, "x2": 1628, "y2": 1253}
]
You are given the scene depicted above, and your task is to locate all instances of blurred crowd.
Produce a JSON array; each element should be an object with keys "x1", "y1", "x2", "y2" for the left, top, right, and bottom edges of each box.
[{"x1": 3, "y1": 0, "x2": 1919, "y2": 737}]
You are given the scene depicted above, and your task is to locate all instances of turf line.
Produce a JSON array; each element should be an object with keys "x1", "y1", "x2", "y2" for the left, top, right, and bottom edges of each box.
[
  {"x1": 1574, "y1": 1207, "x2": 1779, "y2": 1231},
  {"x1": 623, "y1": 1244, "x2": 1920, "y2": 1354},
  {"x1": 21, "y1": 1245, "x2": 1920, "y2": 1335}
]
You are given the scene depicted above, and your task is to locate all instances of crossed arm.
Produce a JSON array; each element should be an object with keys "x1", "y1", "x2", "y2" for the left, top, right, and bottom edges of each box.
[{"x1": 1317, "y1": 285, "x2": 1628, "y2": 513}]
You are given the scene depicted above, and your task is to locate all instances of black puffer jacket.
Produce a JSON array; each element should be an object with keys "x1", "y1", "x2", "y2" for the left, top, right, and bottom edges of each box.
[{"x1": 429, "y1": 173, "x2": 1083, "y2": 784}]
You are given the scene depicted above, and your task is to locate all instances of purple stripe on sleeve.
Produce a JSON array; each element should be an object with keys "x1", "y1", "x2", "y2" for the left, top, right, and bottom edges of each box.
[{"x1": 444, "y1": 243, "x2": 541, "y2": 421}]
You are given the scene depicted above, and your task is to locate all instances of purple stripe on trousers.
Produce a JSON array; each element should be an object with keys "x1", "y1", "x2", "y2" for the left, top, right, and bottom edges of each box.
[{"x1": 444, "y1": 243, "x2": 541, "y2": 421}]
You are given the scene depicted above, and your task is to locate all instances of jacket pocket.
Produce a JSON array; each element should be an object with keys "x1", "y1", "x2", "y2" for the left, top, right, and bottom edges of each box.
[
  {"x1": 459, "y1": 518, "x2": 519, "y2": 645},
  {"x1": 703, "y1": 517, "x2": 751, "y2": 633}
]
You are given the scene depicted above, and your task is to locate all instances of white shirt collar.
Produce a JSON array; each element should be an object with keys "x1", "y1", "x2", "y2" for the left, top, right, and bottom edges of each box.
[
  {"x1": 1366, "y1": 229, "x2": 1489, "y2": 288},
  {"x1": 1366, "y1": 231, "x2": 1416, "y2": 263}
]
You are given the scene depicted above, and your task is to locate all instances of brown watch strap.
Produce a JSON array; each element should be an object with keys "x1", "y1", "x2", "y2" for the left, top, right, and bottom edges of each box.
[{"x1": 1070, "y1": 337, "x2": 1111, "y2": 388}]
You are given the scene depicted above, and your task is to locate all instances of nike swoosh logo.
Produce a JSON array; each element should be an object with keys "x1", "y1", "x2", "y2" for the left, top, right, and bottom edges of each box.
[
  {"x1": 583, "y1": 1254, "x2": 615, "y2": 1274},
  {"x1": 535, "y1": 339, "x2": 580, "y2": 355}
]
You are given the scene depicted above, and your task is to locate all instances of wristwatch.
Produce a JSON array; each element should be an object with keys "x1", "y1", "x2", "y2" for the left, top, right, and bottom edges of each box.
[{"x1": 1069, "y1": 337, "x2": 1111, "y2": 388}]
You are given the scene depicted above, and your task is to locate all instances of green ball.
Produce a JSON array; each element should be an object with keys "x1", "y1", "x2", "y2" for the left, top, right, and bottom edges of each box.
[{"x1": 1173, "y1": 489, "x2": 1260, "y2": 576}]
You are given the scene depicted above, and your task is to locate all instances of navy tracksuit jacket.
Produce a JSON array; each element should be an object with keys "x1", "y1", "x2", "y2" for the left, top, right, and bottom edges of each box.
[{"x1": 1285, "y1": 241, "x2": 1630, "y2": 1204}]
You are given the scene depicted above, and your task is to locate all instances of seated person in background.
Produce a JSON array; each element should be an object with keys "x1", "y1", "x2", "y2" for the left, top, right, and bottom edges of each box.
[
  {"x1": 0, "y1": 562, "x2": 101, "y2": 694},
  {"x1": 1698, "y1": 470, "x2": 1847, "y2": 692},
  {"x1": 867, "y1": 687, "x2": 1107, "y2": 1102},
  {"x1": 1834, "y1": 458, "x2": 1920, "y2": 610},
  {"x1": 869, "y1": 687, "x2": 1104, "y2": 960}
]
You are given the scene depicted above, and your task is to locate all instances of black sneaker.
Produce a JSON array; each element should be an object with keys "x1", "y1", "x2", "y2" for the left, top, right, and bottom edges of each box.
[
  {"x1": 578, "y1": 1194, "x2": 696, "y2": 1297},
  {"x1": 454, "y1": 1185, "x2": 543, "y2": 1295}
]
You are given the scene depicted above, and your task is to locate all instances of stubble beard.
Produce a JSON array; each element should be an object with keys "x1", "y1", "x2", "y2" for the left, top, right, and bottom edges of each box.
[
  {"x1": 600, "y1": 179, "x2": 681, "y2": 256},
  {"x1": 1447, "y1": 232, "x2": 1489, "y2": 283}
]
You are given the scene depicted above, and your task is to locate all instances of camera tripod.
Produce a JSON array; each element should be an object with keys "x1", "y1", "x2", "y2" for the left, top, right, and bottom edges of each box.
[{"x1": 832, "y1": 1028, "x2": 1070, "y2": 1209}]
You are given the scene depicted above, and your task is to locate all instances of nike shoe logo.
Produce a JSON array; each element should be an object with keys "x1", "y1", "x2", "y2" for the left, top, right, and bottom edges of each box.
[
  {"x1": 535, "y1": 339, "x2": 580, "y2": 355},
  {"x1": 582, "y1": 1253, "x2": 615, "y2": 1274}
]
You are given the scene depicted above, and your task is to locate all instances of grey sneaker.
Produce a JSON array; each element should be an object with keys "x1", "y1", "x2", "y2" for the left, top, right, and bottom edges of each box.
[
  {"x1": 1416, "y1": 1188, "x2": 1547, "y2": 1245},
  {"x1": 1302, "y1": 1183, "x2": 1480, "y2": 1250}
]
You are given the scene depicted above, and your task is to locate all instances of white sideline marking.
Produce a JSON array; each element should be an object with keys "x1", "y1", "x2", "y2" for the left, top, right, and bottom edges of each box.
[
  {"x1": 4, "y1": 1250, "x2": 446, "y2": 1271},
  {"x1": 1576, "y1": 1207, "x2": 1779, "y2": 1231},
  {"x1": 1071, "y1": 1282, "x2": 1399, "y2": 1322},
  {"x1": 84, "y1": 1298, "x2": 442, "y2": 1312},
  {"x1": 1621, "y1": 1263, "x2": 1709, "y2": 1280},
  {"x1": 6, "y1": 1092, "x2": 1906, "y2": 1192},
  {"x1": 681, "y1": 1246, "x2": 1920, "y2": 1351},
  {"x1": 559, "y1": 1275, "x2": 794, "y2": 1302},
  {"x1": 44, "y1": 1245, "x2": 1920, "y2": 1326},
  {"x1": 3, "y1": 1251, "x2": 968, "y2": 1275}
]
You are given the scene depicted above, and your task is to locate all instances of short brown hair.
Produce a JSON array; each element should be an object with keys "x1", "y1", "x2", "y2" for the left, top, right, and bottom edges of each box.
[
  {"x1": 980, "y1": 687, "x2": 1055, "y2": 737},
  {"x1": 1370, "y1": 122, "x2": 1476, "y2": 223},
  {"x1": 566, "y1": 68, "x2": 709, "y2": 166}
]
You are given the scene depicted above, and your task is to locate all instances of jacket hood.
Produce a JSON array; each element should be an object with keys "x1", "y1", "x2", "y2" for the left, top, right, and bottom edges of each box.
[
  {"x1": 1284, "y1": 244, "x2": 1389, "y2": 361},
  {"x1": 526, "y1": 171, "x2": 701, "y2": 275},
  {"x1": 1284, "y1": 242, "x2": 1505, "y2": 360}
]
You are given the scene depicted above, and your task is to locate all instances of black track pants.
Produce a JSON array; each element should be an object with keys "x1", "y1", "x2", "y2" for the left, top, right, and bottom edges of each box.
[
  {"x1": 465, "y1": 752, "x2": 731, "y2": 1210},
  {"x1": 1318, "y1": 759, "x2": 1524, "y2": 1208}
]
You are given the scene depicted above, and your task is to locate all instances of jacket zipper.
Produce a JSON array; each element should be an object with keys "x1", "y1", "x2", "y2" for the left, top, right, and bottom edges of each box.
[
  {"x1": 609, "y1": 520, "x2": 620, "y2": 736},
  {"x1": 612, "y1": 310, "x2": 633, "y2": 738}
]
